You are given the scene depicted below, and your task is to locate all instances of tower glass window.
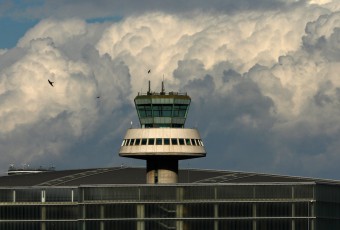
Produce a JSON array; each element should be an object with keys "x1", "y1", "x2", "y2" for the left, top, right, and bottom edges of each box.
[
  {"x1": 134, "y1": 93, "x2": 191, "y2": 128},
  {"x1": 163, "y1": 105, "x2": 172, "y2": 117},
  {"x1": 141, "y1": 139, "x2": 147, "y2": 145},
  {"x1": 173, "y1": 105, "x2": 188, "y2": 117},
  {"x1": 185, "y1": 139, "x2": 191, "y2": 145},
  {"x1": 164, "y1": 138, "x2": 170, "y2": 145},
  {"x1": 129, "y1": 139, "x2": 135, "y2": 146},
  {"x1": 191, "y1": 139, "x2": 197, "y2": 146},
  {"x1": 152, "y1": 105, "x2": 161, "y2": 117},
  {"x1": 171, "y1": 138, "x2": 178, "y2": 145},
  {"x1": 156, "y1": 138, "x2": 162, "y2": 145},
  {"x1": 137, "y1": 105, "x2": 152, "y2": 118},
  {"x1": 148, "y1": 139, "x2": 155, "y2": 145},
  {"x1": 179, "y1": 139, "x2": 185, "y2": 145}
]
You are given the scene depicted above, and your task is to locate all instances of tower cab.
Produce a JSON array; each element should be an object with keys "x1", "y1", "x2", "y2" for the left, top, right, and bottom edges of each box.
[{"x1": 119, "y1": 81, "x2": 206, "y2": 184}]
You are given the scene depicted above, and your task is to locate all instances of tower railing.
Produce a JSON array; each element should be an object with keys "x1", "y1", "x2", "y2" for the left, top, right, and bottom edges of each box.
[{"x1": 137, "y1": 92, "x2": 188, "y2": 96}]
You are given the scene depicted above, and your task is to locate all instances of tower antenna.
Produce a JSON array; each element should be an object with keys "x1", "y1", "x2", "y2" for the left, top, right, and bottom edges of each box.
[
  {"x1": 148, "y1": 80, "x2": 151, "y2": 95},
  {"x1": 161, "y1": 74, "x2": 165, "y2": 95}
]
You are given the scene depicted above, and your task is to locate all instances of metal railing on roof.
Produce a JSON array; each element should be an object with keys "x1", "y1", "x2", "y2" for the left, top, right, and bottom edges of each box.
[{"x1": 137, "y1": 91, "x2": 188, "y2": 96}]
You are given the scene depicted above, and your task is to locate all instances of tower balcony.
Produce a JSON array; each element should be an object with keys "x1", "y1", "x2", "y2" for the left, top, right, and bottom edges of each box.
[{"x1": 119, "y1": 128, "x2": 206, "y2": 160}]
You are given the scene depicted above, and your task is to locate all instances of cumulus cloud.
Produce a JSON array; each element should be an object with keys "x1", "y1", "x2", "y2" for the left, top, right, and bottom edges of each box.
[
  {"x1": 1, "y1": 1, "x2": 340, "y2": 179},
  {"x1": 0, "y1": 19, "x2": 132, "y2": 171}
]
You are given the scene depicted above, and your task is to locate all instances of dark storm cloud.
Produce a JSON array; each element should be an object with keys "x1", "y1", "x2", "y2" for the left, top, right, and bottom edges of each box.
[
  {"x1": 180, "y1": 68, "x2": 276, "y2": 172},
  {"x1": 303, "y1": 12, "x2": 340, "y2": 61}
]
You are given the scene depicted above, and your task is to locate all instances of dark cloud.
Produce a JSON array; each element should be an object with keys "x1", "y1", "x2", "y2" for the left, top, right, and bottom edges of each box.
[
  {"x1": 222, "y1": 69, "x2": 242, "y2": 83},
  {"x1": 182, "y1": 72, "x2": 276, "y2": 173},
  {"x1": 314, "y1": 81, "x2": 333, "y2": 107},
  {"x1": 303, "y1": 12, "x2": 340, "y2": 60}
]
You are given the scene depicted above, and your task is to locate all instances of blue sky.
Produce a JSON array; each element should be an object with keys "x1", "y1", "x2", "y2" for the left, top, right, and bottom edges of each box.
[
  {"x1": 0, "y1": 0, "x2": 300, "y2": 49},
  {"x1": 0, "y1": 18, "x2": 38, "y2": 48},
  {"x1": 1, "y1": 0, "x2": 340, "y2": 180}
]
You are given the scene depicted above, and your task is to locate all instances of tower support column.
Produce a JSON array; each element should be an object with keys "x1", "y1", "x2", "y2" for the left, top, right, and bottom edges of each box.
[
  {"x1": 100, "y1": 205, "x2": 105, "y2": 230},
  {"x1": 41, "y1": 189, "x2": 46, "y2": 230},
  {"x1": 146, "y1": 158, "x2": 178, "y2": 184},
  {"x1": 137, "y1": 204, "x2": 145, "y2": 230}
]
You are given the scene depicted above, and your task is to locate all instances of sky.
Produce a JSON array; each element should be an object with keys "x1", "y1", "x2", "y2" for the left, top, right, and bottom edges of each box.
[{"x1": 1, "y1": 0, "x2": 340, "y2": 180}]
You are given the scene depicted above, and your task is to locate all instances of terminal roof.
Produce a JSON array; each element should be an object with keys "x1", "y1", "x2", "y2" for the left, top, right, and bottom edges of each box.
[{"x1": 0, "y1": 167, "x2": 339, "y2": 187}]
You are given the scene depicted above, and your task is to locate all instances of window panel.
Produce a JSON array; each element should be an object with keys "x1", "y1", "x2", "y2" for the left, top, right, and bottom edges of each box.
[
  {"x1": 185, "y1": 139, "x2": 191, "y2": 145},
  {"x1": 156, "y1": 138, "x2": 162, "y2": 145},
  {"x1": 163, "y1": 105, "x2": 172, "y2": 117},
  {"x1": 146, "y1": 110, "x2": 152, "y2": 117},
  {"x1": 148, "y1": 138, "x2": 155, "y2": 145},
  {"x1": 152, "y1": 105, "x2": 161, "y2": 117},
  {"x1": 191, "y1": 139, "x2": 197, "y2": 146},
  {"x1": 137, "y1": 105, "x2": 152, "y2": 118},
  {"x1": 164, "y1": 138, "x2": 170, "y2": 145},
  {"x1": 171, "y1": 138, "x2": 178, "y2": 145},
  {"x1": 138, "y1": 110, "x2": 146, "y2": 117},
  {"x1": 257, "y1": 202, "x2": 291, "y2": 217},
  {"x1": 135, "y1": 139, "x2": 141, "y2": 145},
  {"x1": 129, "y1": 139, "x2": 135, "y2": 146},
  {"x1": 141, "y1": 138, "x2": 147, "y2": 145},
  {"x1": 219, "y1": 203, "x2": 252, "y2": 217},
  {"x1": 179, "y1": 139, "x2": 185, "y2": 145}
]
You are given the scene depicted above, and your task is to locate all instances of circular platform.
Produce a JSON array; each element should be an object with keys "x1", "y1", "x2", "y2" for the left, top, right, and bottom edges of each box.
[{"x1": 119, "y1": 128, "x2": 206, "y2": 159}]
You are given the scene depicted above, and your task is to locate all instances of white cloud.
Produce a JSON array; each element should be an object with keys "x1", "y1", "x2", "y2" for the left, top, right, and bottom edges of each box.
[
  {"x1": 1, "y1": 2, "x2": 340, "y2": 178},
  {"x1": 309, "y1": 0, "x2": 333, "y2": 5},
  {"x1": 17, "y1": 19, "x2": 88, "y2": 48},
  {"x1": 0, "y1": 19, "x2": 132, "y2": 171},
  {"x1": 96, "y1": 7, "x2": 327, "y2": 94}
]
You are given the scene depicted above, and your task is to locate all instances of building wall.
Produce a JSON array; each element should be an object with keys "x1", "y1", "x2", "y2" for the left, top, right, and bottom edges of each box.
[
  {"x1": 315, "y1": 184, "x2": 340, "y2": 229},
  {"x1": 0, "y1": 183, "x2": 334, "y2": 230}
]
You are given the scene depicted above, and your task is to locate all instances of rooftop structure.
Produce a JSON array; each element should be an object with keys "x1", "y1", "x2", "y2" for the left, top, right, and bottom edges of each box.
[
  {"x1": 1, "y1": 166, "x2": 340, "y2": 186},
  {"x1": 7, "y1": 164, "x2": 55, "y2": 175}
]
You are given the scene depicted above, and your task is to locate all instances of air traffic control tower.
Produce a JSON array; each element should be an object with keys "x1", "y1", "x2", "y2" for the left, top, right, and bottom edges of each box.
[{"x1": 119, "y1": 82, "x2": 206, "y2": 184}]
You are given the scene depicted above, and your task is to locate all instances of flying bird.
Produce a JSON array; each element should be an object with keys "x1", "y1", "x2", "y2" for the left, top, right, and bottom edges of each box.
[
  {"x1": 48, "y1": 79, "x2": 54, "y2": 87},
  {"x1": 148, "y1": 69, "x2": 151, "y2": 74}
]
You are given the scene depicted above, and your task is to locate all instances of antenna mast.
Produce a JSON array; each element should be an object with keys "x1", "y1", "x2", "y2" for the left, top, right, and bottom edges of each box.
[
  {"x1": 161, "y1": 75, "x2": 165, "y2": 95},
  {"x1": 161, "y1": 81, "x2": 165, "y2": 95},
  {"x1": 148, "y1": 80, "x2": 151, "y2": 95}
]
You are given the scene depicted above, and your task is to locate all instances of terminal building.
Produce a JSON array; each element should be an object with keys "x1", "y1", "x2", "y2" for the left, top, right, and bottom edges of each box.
[{"x1": 1, "y1": 83, "x2": 340, "y2": 230}]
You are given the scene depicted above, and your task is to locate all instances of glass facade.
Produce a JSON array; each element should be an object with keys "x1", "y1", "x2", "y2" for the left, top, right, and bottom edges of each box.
[
  {"x1": 135, "y1": 94, "x2": 191, "y2": 128},
  {"x1": 0, "y1": 183, "x2": 340, "y2": 229}
]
